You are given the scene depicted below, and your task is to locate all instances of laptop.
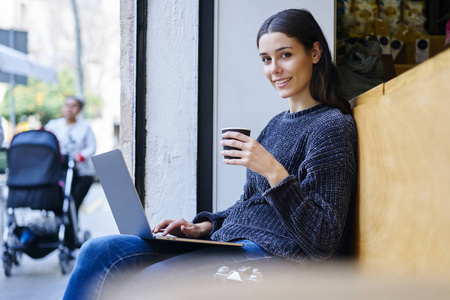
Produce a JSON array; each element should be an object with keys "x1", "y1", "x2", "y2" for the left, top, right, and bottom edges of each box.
[{"x1": 91, "y1": 149, "x2": 243, "y2": 247}]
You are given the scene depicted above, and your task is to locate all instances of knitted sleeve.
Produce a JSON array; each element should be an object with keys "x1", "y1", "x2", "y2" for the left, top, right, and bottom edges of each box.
[{"x1": 263, "y1": 117, "x2": 357, "y2": 260}]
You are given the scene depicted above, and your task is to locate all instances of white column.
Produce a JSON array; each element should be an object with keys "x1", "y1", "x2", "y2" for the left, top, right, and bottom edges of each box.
[{"x1": 145, "y1": 0, "x2": 199, "y2": 223}]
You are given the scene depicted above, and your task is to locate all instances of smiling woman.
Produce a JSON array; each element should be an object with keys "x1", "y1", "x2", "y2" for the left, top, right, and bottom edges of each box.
[{"x1": 62, "y1": 9, "x2": 358, "y2": 300}]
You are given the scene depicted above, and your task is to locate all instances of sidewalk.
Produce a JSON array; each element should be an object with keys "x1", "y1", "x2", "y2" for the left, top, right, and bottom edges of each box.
[
  {"x1": 78, "y1": 181, "x2": 119, "y2": 238},
  {"x1": 0, "y1": 182, "x2": 118, "y2": 300}
]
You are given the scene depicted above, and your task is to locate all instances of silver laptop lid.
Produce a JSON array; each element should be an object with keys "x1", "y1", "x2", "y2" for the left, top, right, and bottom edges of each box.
[
  {"x1": 91, "y1": 149, "x2": 154, "y2": 239},
  {"x1": 92, "y1": 149, "x2": 243, "y2": 247}
]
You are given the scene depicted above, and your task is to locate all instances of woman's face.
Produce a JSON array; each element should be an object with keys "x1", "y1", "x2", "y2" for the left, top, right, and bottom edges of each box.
[
  {"x1": 258, "y1": 32, "x2": 316, "y2": 104},
  {"x1": 62, "y1": 98, "x2": 81, "y2": 121}
]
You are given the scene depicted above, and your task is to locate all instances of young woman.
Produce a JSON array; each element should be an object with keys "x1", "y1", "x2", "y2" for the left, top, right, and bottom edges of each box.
[
  {"x1": 45, "y1": 96, "x2": 97, "y2": 250},
  {"x1": 63, "y1": 9, "x2": 357, "y2": 300}
]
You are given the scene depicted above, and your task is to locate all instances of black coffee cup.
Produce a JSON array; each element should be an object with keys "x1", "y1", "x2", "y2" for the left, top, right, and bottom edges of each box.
[{"x1": 221, "y1": 127, "x2": 251, "y2": 159}]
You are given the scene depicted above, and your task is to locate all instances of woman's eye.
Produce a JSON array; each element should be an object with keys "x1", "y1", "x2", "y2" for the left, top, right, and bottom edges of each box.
[
  {"x1": 281, "y1": 52, "x2": 292, "y2": 59},
  {"x1": 261, "y1": 56, "x2": 271, "y2": 64}
]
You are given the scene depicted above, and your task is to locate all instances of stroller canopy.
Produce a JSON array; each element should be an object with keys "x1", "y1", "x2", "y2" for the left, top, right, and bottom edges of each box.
[{"x1": 7, "y1": 130, "x2": 63, "y2": 187}]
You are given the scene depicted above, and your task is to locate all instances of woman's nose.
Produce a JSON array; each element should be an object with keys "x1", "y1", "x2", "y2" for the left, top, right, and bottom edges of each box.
[{"x1": 271, "y1": 61, "x2": 282, "y2": 74}]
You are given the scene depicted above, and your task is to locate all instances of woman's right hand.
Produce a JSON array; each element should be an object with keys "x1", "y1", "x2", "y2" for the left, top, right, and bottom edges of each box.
[
  {"x1": 152, "y1": 219, "x2": 213, "y2": 239},
  {"x1": 220, "y1": 131, "x2": 289, "y2": 187}
]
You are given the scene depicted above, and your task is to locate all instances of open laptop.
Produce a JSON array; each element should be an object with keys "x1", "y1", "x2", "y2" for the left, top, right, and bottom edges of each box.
[{"x1": 91, "y1": 149, "x2": 242, "y2": 247}]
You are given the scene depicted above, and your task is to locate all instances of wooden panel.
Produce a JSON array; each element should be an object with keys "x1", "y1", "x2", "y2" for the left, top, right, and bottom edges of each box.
[
  {"x1": 353, "y1": 84, "x2": 384, "y2": 107},
  {"x1": 353, "y1": 53, "x2": 450, "y2": 277},
  {"x1": 386, "y1": 49, "x2": 450, "y2": 96}
]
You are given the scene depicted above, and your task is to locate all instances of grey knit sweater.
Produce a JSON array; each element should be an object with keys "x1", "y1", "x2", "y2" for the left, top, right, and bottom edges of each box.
[{"x1": 193, "y1": 103, "x2": 358, "y2": 262}]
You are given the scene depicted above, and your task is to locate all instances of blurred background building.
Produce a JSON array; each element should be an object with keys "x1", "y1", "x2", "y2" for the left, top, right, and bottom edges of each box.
[{"x1": 0, "y1": 0, "x2": 120, "y2": 155}]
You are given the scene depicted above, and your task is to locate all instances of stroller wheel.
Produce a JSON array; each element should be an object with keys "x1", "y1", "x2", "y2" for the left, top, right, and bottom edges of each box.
[
  {"x1": 12, "y1": 249, "x2": 22, "y2": 266},
  {"x1": 59, "y1": 248, "x2": 71, "y2": 275},
  {"x1": 3, "y1": 252, "x2": 12, "y2": 277}
]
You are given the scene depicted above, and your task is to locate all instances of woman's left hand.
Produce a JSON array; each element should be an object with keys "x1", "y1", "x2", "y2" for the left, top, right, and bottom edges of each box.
[
  {"x1": 153, "y1": 219, "x2": 213, "y2": 239},
  {"x1": 220, "y1": 131, "x2": 289, "y2": 187}
]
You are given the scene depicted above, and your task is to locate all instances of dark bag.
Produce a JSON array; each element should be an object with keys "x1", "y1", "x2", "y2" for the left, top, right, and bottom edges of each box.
[{"x1": 337, "y1": 37, "x2": 386, "y2": 100}]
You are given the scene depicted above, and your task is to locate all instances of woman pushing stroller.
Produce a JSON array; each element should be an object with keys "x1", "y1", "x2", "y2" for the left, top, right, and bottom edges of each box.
[{"x1": 45, "y1": 96, "x2": 96, "y2": 252}]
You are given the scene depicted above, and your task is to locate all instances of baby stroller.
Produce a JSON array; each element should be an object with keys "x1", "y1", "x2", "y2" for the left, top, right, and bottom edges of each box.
[{"x1": 2, "y1": 130, "x2": 90, "y2": 276}]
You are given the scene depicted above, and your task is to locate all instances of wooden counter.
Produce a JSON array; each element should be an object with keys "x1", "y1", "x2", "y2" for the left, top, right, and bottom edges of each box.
[{"x1": 352, "y1": 49, "x2": 450, "y2": 277}]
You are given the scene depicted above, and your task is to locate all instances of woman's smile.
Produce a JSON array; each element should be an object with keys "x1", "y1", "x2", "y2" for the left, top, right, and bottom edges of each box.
[{"x1": 274, "y1": 77, "x2": 292, "y2": 88}]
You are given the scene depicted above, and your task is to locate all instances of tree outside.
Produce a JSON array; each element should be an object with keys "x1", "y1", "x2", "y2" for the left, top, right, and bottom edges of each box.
[
  {"x1": 0, "y1": 70, "x2": 102, "y2": 128},
  {"x1": 0, "y1": 0, "x2": 119, "y2": 151}
]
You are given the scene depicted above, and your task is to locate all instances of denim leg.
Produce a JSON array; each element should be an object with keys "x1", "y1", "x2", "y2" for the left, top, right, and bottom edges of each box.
[{"x1": 63, "y1": 234, "x2": 210, "y2": 300}]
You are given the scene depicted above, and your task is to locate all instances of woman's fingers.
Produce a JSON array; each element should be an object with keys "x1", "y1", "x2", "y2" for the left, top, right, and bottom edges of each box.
[
  {"x1": 154, "y1": 218, "x2": 195, "y2": 237},
  {"x1": 220, "y1": 133, "x2": 256, "y2": 160},
  {"x1": 221, "y1": 131, "x2": 251, "y2": 142},
  {"x1": 220, "y1": 138, "x2": 244, "y2": 149},
  {"x1": 153, "y1": 220, "x2": 213, "y2": 239},
  {"x1": 152, "y1": 219, "x2": 174, "y2": 233}
]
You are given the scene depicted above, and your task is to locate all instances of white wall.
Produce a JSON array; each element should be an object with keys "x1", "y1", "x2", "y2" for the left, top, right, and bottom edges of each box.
[
  {"x1": 145, "y1": 0, "x2": 199, "y2": 224},
  {"x1": 213, "y1": 0, "x2": 336, "y2": 211},
  {"x1": 119, "y1": 0, "x2": 136, "y2": 174}
]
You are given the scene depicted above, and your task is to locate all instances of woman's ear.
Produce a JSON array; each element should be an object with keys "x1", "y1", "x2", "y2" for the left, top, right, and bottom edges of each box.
[{"x1": 312, "y1": 41, "x2": 322, "y2": 64}]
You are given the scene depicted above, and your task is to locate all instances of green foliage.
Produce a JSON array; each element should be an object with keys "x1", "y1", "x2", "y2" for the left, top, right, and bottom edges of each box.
[
  {"x1": 0, "y1": 70, "x2": 103, "y2": 125},
  {"x1": 84, "y1": 92, "x2": 103, "y2": 120}
]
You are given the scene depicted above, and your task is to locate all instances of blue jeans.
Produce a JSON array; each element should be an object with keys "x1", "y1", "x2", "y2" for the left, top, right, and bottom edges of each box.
[{"x1": 63, "y1": 235, "x2": 273, "y2": 300}]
